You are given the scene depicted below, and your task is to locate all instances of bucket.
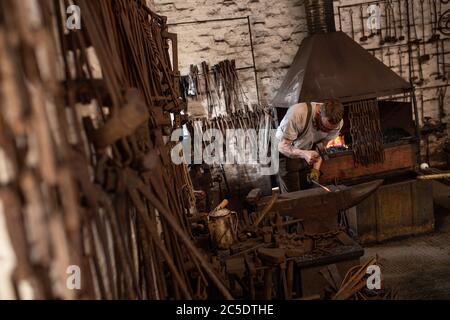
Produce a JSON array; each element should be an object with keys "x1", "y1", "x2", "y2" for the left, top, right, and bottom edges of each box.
[{"x1": 208, "y1": 208, "x2": 238, "y2": 250}]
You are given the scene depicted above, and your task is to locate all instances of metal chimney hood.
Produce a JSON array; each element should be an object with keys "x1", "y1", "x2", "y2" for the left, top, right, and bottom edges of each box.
[{"x1": 272, "y1": 0, "x2": 412, "y2": 107}]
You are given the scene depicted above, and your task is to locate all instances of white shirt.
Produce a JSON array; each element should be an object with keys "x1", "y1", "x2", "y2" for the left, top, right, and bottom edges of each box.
[{"x1": 276, "y1": 102, "x2": 343, "y2": 150}]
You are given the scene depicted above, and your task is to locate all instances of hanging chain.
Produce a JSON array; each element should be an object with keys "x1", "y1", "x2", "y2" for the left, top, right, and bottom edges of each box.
[{"x1": 349, "y1": 99, "x2": 385, "y2": 166}]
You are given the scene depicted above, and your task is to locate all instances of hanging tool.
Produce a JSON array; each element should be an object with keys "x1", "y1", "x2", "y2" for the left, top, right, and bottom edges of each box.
[
  {"x1": 368, "y1": 4, "x2": 377, "y2": 38},
  {"x1": 398, "y1": 0, "x2": 406, "y2": 41},
  {"x1": 359, "y1": 5, "x2": 368, "y2": 42},
  {"x1": 416, "y1": 44, "x2": 425, "y2": 85},
  {"x1": 420, "y1": 92, "x2": 425, "y2": 124},
  {"x1": 428, "y1": 0, "x2": 441, "y2": 42},
  {"x1": 388, "y1": 0, "x2": 398, "y2": 42},
  {"x1": 419, "y1": 0, "x2": 430, "y2": 63},
  {"x1": 384, "y1": 2, "x2": 392, "y2": 42},
  {"x1": 388, "y1": 47, "x2": 393, "y2": 69},
  {"x1": 438, "y1": 87, "x2": 446, "y2": 120},
  {"x1": 441, "y1": 39, "x2": 447, "y2": 81},
  {"x1": 398, "y1": 47, "x2": 404, "y2": 77},
  {"x1": 410, "y1": 0, "x2": 421, "y2": 44},
  {"x1": 411, "y1": 48, "x2": 418, "y2": 83},
  {"x1": 379, "y1": 3, "x2": 385, "y2": 45},
  {"x1": 433, "y1": 39, "x2": 443, "y2": 80},
  {"x1": 349, "y1": 9, "x2": 355, "y2": 40}
]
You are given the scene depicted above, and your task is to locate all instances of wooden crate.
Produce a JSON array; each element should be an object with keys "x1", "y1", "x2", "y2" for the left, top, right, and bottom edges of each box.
[{"x1": 350, "y1": 179, "x2": 435, "y2": 244}]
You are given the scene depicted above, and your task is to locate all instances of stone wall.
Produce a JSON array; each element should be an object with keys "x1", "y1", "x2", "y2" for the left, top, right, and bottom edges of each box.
[{"x1": 156, "y1": 0, "x2": 450, "y2": 167}]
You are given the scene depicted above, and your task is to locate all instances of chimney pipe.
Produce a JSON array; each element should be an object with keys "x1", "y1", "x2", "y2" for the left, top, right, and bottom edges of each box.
[{"x1": 304, "y1": 0, "x2": 336, "y2": 35}]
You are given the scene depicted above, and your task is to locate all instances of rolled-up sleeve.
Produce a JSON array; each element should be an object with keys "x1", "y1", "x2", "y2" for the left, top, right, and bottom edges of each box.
[{"x1": 276, "y1": 104, "x2": 306, "y2": 141}]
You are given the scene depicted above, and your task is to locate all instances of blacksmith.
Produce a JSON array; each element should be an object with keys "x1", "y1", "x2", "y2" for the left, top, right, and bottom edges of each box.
[{"x1": 276, "y1": 99, "x2": 344, "y2": 193}]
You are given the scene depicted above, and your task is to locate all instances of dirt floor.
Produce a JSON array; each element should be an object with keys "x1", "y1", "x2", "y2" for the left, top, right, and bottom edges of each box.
[{"x1": 362, "y1": 206, "x2": 450, "y2": 299}]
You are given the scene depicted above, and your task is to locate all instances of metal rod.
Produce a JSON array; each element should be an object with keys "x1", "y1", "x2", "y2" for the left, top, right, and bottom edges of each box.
[
  {"x1": 312, "y1": 180, "x2": 332, "y2": 193},
  {"x1": 338, "y1": 0, "x2": 395, "y2": 9},
  {"x1": 168, "y1": 16, "x2": 249, "y2": 26},
  {"x1": 247, "y1": 15, "x2": 261, "y2": 105},
  {"x1": 418, "y1": 172, "x2": 450, "y2": 180},
  {"x1": 411, "y1": 88, "x2": 423, "y2": 164}
]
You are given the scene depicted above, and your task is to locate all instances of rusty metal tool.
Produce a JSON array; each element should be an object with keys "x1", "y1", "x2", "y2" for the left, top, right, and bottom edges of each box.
[
  {"x1": 419, "y1": 0, "x2": 430, "y2": 63},
  {"x1": 359, "y1": 6, "x2": 368, "y2": 42},
  {"x1": 390, "y1": 2, "x2": 399, "y2": 42},
  {"x1": 398, "y1": 47, "x2": 404, "y2": 77},
  {"x1": 311, "y1": 180, "x2": 332, "y2": 193},
  {"x1": 398, "y1": 0, "x2": 406, "y2": 41},
  {"x1": 253, "y1": 192, "x2": 279, "y2": 227}
]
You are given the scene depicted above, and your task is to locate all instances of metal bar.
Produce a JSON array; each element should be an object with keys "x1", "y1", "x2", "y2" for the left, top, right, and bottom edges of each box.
[
  {"x1": 367, "y1": 39, "x2": 450, "y2": 52},
  {"x1": 411, "y1": 88, "x2": 422, "y2": 164},
  {"x1": 187, "y1": 65, "x2": 255, "y2": 78},
  {"x1": 170, "y1": 16, "x2": 261, "y2": 105},
  {"x1": 338, "y1": 0, "x2": 397, "y2": 9},
  {"x1": 168, "y1": 16, "x2": 249, "y2": 27},
  {"x1": 247, "y1": 16, "x2": 261, "y2": 105}
]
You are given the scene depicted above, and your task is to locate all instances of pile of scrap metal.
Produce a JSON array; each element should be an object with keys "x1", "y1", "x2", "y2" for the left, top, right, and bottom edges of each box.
[
  {"x1": 191, "y1": 202, "x2": 349, "y2": 299},
  {"x1": 190, "y1": 180, "x2": 395, "y2": 300},
  {"x1": 331, "y1": 257, "x2": 398, "y2": 300},
  {"x1": 0, "y1": 0, "x2": 233, "y2": 300}
]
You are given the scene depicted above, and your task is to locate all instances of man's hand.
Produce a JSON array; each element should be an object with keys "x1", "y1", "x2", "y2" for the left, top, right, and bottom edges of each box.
[{"x1": 301, "y1": 150, "x2": 320, "y2": 165}]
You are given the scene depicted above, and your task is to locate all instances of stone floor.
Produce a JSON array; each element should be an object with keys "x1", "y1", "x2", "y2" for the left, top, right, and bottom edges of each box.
[{"x1": 362, "y1": 206, "x2": 450, "y2": 299}]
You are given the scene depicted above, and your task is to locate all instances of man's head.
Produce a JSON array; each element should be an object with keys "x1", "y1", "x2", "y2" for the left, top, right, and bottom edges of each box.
[{"x1": 316, "y1": 99, "x2": 344, "y2": 132}]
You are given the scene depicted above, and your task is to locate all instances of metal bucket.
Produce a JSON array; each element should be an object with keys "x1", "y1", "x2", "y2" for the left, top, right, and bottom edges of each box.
[{"x1": 208, "y1": 208, "x2": 238, "y2": 250}]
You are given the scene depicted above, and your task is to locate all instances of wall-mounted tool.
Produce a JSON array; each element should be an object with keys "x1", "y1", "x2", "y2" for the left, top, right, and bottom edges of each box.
[
  {"x1": 379, "y1": 46, "x2": 385, "y2": 65},
  {"x1": 398, "y1": 0, "x2": 406, "y2": 41},
  {"x1": 359, "y1": 5, "x2": 368, "y2": 42},
  {"x1": 349, "y1": 9, "x2": 355, "y2": 40},
  {"x1": 368, "y1": 5, "x2": 378, "y2": 38},
  {"x1": 384, "y1": 2, "x2": 393, "y2": 42},
  {"x1": 398, "y1": 47, "x2": 404, "y2": 77},
  {"x1": 438, "y1": 87, "x2": 446, "y2": 120},
  {"x1": 411, "y1": 45, "x2": 424, "y2": 85},
  {"x1": 386, "y1": 47, "x2": 393, "y2": 69},
  {"x1": 428, "y1": 0, "x2": 441, "y2": 42},
  {"x1": 420, "y1": 92, "x2": 425, "y2": 124},
  {"x1": 379, "y1": 3, "x2": 385, "y2": 45},
  {"x1": 416, "y1": 45, "x2": 425, "y2": 85},
  {"x1": 441, "y1": 39, "x2": 447, "y2": 81},
  {"x1": 387, "y1": 0, "x2": 398, "y2": 42},
  {"x1": 433, "y1": 39, "x2": 443, "y2": 79},
  {"x1": 390, "y1": 2, "x2": 399, "y2": 42},
  {"x1": 419, "y1": 0, "x2": 430, "y2": 63}
]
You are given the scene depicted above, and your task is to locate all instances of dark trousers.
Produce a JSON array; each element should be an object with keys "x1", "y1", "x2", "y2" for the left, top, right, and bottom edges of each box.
[{"x1": 278, "y1": 154, "x2": 311, "y2": 194}]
